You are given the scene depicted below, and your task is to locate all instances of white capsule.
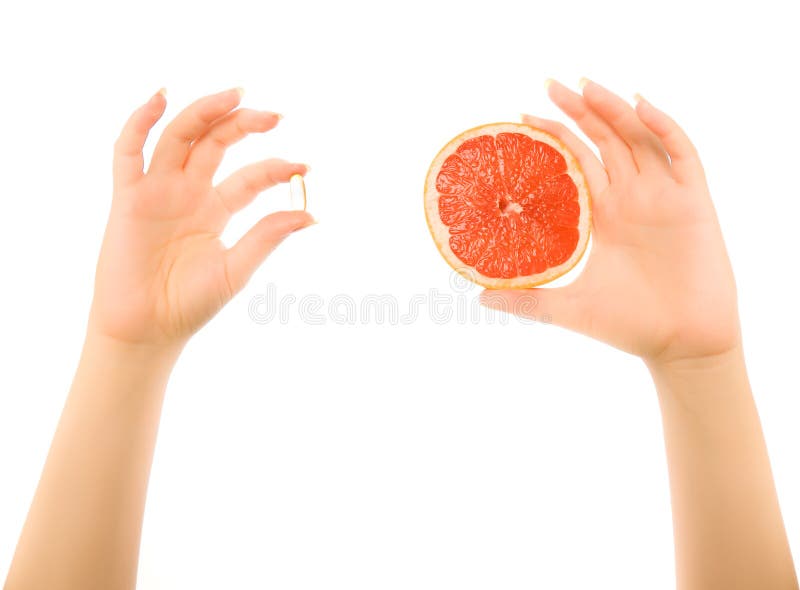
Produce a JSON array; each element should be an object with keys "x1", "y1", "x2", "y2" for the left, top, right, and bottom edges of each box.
[{"x1": 289, "y1": 173, "x2": 307, "y2": 211}]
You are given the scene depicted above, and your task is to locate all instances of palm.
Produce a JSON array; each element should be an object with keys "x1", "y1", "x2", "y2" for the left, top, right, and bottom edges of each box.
[
  {"x1": 568, "y1": 179, "x2": 736, "y2": 359},
  {"x1": 95, "y1": 179, "x2": 228, "y2": 342},
  {"x1": 90, "y1": 89, "x2": 312, "y2": 347},
  {"x1": 486, "y1": 80, "x2": 740, "y2": 364}
]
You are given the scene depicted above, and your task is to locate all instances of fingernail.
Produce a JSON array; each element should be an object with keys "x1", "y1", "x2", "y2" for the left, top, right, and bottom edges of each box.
[
  {"x1": 293, "y1": 218, "x2": 317, "y2": 232},
  {"x1": 633, "y1": 93, "x2": 645, "y2": 105},
  {"x1": 233, "y1": 86, "x2": 245, "y2": 99},
  {"x1": 578, "y1": 77, "x2": 590, "y2": 91},
  {"x1": 148, "y1": 88, "x2": 166, "y2": 104},
  {"x1": 544, "y1": 78, "x2": 554, "y2": 90},
  {"x1": 274, "y1": 113, "x2": 284, "y2": 120},
  {"x1": 303, "y1": 164, "x2": 311, "y2": 173}
]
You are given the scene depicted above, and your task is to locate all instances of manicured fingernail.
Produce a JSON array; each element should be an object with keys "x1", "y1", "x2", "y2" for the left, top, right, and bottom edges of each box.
[
  {"x1": 293, "y1": 218, "x2": 317, "y2": 232},
  {"x1": 544, "y1": 78, "x2": 554, "y2": 90},
  {"x1": 633, "y1": 93, "x2": 645, "y2": 105},
  {"x1": 233, "y1": 87, "x2": 245, "y2": 99},
  {"x1": 522, "y1": 114, "x2": 542, "y2": 127},
  {"x1": 578, "y1": 77, "x2": 590, "y2": 91},
  {"x1": 147, "y1": 88, "x2": 166, "y2": 104}
]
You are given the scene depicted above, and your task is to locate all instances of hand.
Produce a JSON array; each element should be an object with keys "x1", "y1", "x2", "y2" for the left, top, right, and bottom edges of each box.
[
  {"x1": 481, "y1": 79, "x2": 739, "y2": 365},
  {"x1": 90, "y1": 88, "x2": 314, "y2": 349}
]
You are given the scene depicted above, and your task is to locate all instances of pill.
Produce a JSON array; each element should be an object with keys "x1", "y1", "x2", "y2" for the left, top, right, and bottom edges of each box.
[{"x1": 289, "y1": 174, "x2": 307, "y2": 211}]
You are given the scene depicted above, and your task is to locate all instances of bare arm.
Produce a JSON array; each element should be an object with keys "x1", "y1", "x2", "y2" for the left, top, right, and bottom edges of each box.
[
  {"x1": 483, "y1": 78, "x2": 797, "y2": 589},
  {"x1": 5, "y1": 336, "x2": 178, "y2": 589},
  {"x1": 4, "y1": 88, "x2": 313, "y2": 589},
  {"x1": 649, "y1": 348, "x2": 796, "y2": 588}
]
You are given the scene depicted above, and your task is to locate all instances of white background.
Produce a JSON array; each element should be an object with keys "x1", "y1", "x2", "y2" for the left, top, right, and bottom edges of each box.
[{"x1": 1, "y1": 0, "x2": 798, "y2": 588}]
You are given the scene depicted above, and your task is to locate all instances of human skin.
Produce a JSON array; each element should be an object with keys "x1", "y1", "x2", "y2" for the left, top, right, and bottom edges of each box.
[
  {"x1": 4, "y1": 87, "x2": 314, "y2": 589},
  {"x1": 4, "y1": 81, "x2": 797, "y2": 590},
  {"x1": 481, "y1": 78, "x2": 798, "y2": 589}
]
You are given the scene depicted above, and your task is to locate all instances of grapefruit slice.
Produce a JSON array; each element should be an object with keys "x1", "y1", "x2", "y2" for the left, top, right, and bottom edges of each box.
[{"x1": 424, "y1": 122, "x2": 591, "y2": 289}]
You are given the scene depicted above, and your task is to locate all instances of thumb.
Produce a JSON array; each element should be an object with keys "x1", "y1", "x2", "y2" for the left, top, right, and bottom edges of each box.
[
  {"x1": 225, "y1": 210, "x2": 315, "y2": 294},
  {"x1": 479, "y1": 286, "x2": 585, "y2": 332}
]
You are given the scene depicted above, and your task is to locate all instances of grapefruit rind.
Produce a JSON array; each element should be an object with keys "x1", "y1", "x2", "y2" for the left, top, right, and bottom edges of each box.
[{"x1": 424, "y1": 122, "x2": 591, "y2": 289}]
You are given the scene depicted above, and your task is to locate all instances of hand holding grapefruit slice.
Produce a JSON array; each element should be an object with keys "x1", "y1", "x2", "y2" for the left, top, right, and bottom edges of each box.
[
  {"x1": 424, "y1": 122, "x2": 591, "y2": 289},
  {"x1": 465, "y1": 78, "x2": 739, "y2": 365}
]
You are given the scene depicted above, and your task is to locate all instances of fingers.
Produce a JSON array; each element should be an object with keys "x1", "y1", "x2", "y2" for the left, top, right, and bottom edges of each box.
[
  {"x1": 546, "y1": 79, "x2": 636, "y2": 182},
  {"x1": 225, "y1": 210, "x2": 315, "y2": 294},
  {"x1": 215, "y1": 159, "x2": 308, "y2": 214},
  {"x1": 634, "y1": 95, "x2": 705, "y2": 184},
  {"x1": 479, "y1": 284, "x2": 587, "y2": 335},
  {"x1": 521, "y1": 113, "x2": 609, "y2": 196},
  {"x1": 113, "y1": 89, "x2": 167, "y2": 187},
  {"x1": 580, "y1": 79, "x2": 671, "y2": 175},
  {"x1": 148, "y1": 87, "x2": 243, "y2": 175},
  {"x1": 186, "y1": 108, "x2": 283, "y2": 181}
]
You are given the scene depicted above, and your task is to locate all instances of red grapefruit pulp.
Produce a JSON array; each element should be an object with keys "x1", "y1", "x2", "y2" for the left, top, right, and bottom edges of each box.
[{"x1": 424, "y1": 123, "x2": 591, "y2": 289}]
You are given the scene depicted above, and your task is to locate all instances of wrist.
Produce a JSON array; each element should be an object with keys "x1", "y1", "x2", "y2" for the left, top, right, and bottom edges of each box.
[
  {"x1": 645, "y1": 341, "x2": 749, "y2": 403},
  {"x1": 646, "y1": 341, "x2": 743, "y2": 374},
  {"x1": 84, "y1": 307, "x2": 186, "y2": 362},
  {"x1": 79, "y1": 329, "x2": 183, "y2": 387}
]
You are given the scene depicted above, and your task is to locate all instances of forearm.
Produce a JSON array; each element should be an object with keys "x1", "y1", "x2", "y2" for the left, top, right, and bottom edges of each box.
[
  {"x1": 648, "y1": 345, "x2": 797, "y2": 590},
  {"x1": 5, "y1": 332, "x2": 180, "y2": 590}
]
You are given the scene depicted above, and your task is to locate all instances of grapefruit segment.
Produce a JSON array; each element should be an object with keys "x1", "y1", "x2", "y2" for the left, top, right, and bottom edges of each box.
[{"x1": 424, "y1": 122, "x2": 591, "y2": 289}]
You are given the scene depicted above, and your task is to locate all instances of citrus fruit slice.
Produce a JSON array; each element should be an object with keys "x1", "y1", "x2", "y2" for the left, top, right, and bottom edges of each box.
[{"x1": 424, "y1": 122, "x2": 591, "y2": 289}]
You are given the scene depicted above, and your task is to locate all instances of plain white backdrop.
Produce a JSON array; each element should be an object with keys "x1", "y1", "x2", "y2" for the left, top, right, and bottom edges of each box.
[{"x1": 1, "y1": 0, "x2": 798, "y2": 588}]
